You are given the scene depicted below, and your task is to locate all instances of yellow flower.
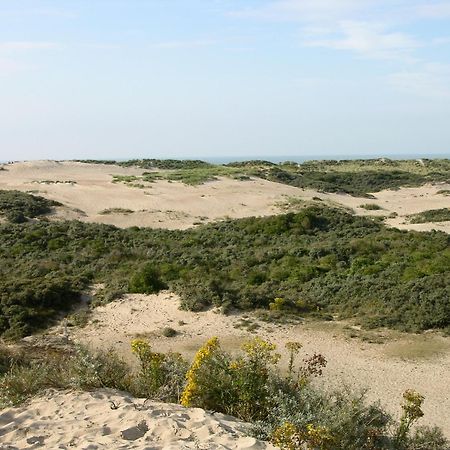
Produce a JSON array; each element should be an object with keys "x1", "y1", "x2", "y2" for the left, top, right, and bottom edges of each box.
[
  {"x1": 271, "y1": 422, "x2": 299, "y2": 450},
  {"x1": 131, "y1": 339, "x2": 151, "y2": 359},
  {"x1": 242, "y1": 337, "x2": 280, "y2": 364}
]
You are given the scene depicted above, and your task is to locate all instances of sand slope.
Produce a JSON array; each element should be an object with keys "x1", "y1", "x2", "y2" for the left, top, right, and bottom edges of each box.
[
  {"x1": 0, "y1": 389, "x2": 276, "y2": 449},
  {"x1": 65, "y1": 292, "x2": 450, "y2": 437}
]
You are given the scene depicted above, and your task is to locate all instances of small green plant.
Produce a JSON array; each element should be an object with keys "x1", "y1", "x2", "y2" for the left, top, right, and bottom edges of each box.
[
  {"x1": 394, "y1": 389, "x2": 425, "y2": 447},
  {"x1": 161, "y1": 327, "x2": 177, "y2": 337},
  {"x1": 360, "y1": 203, "x2": 383, "y2": 210},
  {"x1": 99, "y1": 208, "x2": 134, "y2": 215}
]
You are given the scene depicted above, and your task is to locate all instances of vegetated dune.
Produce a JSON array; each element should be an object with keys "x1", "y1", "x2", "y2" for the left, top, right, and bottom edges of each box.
[
  {"x1": 63, "y1": 292, "x2": 450, "y2": 437},
  {"x1": 0, "y1": 160, "x2": 449, "y2": 232},
  {"x1": 0, "y1": 389, "x2": 276, "y2": 449}
]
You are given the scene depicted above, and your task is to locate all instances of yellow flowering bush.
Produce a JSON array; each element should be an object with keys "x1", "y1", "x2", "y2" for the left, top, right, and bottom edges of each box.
[
  {"x1": 180, "y1": 337, "x2": 281, "y2": 421},
  {"x1": 180, "y1": 336, "x2": 221, "y2": 407}
]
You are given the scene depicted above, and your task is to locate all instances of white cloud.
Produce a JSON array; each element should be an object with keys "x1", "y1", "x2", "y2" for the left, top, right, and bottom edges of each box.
[
  {"x1": 230, "y1": 0, "x2": 450, "y2": 61},
  {"x1": 304, "y1": 21, "x2": 419, "y2": 60}
]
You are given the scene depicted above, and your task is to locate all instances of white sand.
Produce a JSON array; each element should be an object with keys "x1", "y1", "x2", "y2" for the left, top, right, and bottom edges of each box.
[
  {"x1": 1, "y1": 160, "x2": 448, "y2": 231},
  {"x1": 67, "y1": 292, "x2": 450, "y2": 437},
  {"x1": 0, "y1": 389, "x2": 276, "y2": 449}
]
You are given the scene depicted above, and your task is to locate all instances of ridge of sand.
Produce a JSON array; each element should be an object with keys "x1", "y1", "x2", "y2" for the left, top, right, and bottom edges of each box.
[
  {"x1": 0, "y1": 389, "x2": 276, "y2": 449},
  {"x1": 63, "y1": 292, "x2": 450, "y2": 437},
  {"x1": 0, "y1": 161, "x2": 449, "y2": 232}
]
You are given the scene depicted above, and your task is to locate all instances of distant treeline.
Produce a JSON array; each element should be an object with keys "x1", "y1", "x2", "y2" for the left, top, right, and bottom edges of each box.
[
  {"x1": 76, "y1": 158, "x2": 450, "y2": 197},
  {"x1": 0, "y1": 192, "x2": 448, "y2": 339}
]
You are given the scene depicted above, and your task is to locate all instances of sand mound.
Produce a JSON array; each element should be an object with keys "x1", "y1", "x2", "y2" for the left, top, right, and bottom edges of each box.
[{"x1": 0, "y1": 389, "x2": 276, "y2": 450}]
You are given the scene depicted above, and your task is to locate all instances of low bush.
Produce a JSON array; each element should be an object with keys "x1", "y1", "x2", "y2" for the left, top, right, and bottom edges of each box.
[
  {"x1": 408, "y1": 208, "x2": 450, "y2": 224},
  {"x1": 360, "y1": 203, "x2": 383, "y2": 210}
]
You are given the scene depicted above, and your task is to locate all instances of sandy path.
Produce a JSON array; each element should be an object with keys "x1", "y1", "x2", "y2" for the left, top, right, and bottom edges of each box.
[
  {"x1": 66, "y1": 292, "x2": 450, "y2": 436},
  {"x1": 0, "y1": 389, "x2": 275, "y2": 449}
]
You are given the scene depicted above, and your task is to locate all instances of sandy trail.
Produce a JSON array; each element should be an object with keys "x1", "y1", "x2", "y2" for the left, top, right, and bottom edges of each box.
[
  {"x1": 66, "y1": 292, "x2": 450, "y2": 436},
  {"x1": 0, "y1": 160, "x2": 448, "y2": 231}
]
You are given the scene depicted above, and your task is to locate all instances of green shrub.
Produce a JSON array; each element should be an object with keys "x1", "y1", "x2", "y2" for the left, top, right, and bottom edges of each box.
[
  {"x1": 129, "y1": 264, "x2": 167, "y2": 294},
  {"x1": 161, "y1": 327, "x2": 177, "y2": 337},
  {"x1": 408, "y1": 208, "x2": 450, "y2": 224},
  {"x1": 130, "y1": 339, "x2": 187, "y2": 402}
]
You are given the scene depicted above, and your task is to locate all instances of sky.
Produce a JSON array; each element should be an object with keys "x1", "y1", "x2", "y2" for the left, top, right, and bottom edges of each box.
[{"x1": 1, "y1": 0, "x2": 450, "y2": 161}]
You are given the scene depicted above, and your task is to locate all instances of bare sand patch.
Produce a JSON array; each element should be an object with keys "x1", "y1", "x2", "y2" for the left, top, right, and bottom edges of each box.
[
  {"x1": 0, "y1": 389, "x2": 275, "y2": 449},
  {"x1": 64, "y1": 292, "x2": 450, "y2": 436}
]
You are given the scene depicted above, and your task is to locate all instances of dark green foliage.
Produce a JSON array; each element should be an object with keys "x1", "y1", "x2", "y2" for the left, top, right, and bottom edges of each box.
[
  {"x1": 0, "y1": 275, "x2": 83, "y2": 339},
  {"x1": 0, "y1": 190, "x2": 61, "y2": 222},
  {"x1": 0, "y1": 206, "x2": 448, "y2": 338},
  {"x1": 255, "y1": 168, "x2": 444, "y2": 198},
  {"x1": 408, "y1": 208, "x2": 450, "y2": 224},
  {"x1": 129, "y1": 264, "x2": 167, "y2": 294},
  {"x1": 360, "y1": 203, "x2": 383, "y2": 210}
]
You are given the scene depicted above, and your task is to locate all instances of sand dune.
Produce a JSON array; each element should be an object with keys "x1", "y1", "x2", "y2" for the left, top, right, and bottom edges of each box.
[
  {"x1": 0, "y1": 160, "x2": 448, "y2": 232},
  {"x1": 64, "y1": 292, "x2": 450, "y2": 436},
  {"x1": 0, "y1": 389, "x2": 276, "y2": 449},
  {"x1": 0, "y1": 161, "x2": 304, "y2": 230}
]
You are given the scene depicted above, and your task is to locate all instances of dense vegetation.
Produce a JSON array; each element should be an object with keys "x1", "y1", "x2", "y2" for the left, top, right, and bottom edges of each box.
[
  {"x1": 0, "y1": 190, "x2": 61, "y2": 223},
  {"x1": 1, "y1": 338, "x2": 448, "y2": 449},
  {"x1": 0, "y1": 192, "x2": 448, "y2": 339},
  {"x1": 408, "y1": 208, "x2": 450, "y2": 224},
  {"x1": 243, "y1": 163, "x2": 449, "y2": 198}
]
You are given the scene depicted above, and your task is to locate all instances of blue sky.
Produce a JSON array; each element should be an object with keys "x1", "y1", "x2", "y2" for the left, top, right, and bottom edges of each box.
[{"x1": 1, "y1": 0, "x2": 450, "y2": 161}]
